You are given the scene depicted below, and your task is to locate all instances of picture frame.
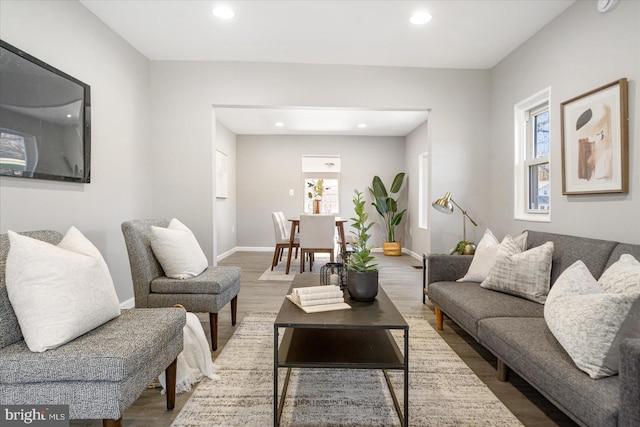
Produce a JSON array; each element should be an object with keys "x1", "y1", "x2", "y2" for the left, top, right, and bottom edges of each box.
[{"x1": 561, "y1": 78, "x2": 628, "y2": 195}]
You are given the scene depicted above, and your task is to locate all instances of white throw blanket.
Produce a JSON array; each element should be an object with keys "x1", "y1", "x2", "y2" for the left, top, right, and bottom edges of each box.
[{"x1": 159, "y1": 312, "x2": 220, "y2": 393}]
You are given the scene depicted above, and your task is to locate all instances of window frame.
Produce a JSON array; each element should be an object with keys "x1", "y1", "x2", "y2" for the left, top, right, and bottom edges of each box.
[{"x1": 514, "y1": 88, "x2": 551, "y2": 222}]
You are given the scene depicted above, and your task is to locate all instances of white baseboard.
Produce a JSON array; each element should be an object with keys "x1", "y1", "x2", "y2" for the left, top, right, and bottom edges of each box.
[
  {"x1": 216, "y1": 247, "x2": 237, "y2": 262},
  {"x1": 235, "y1": 246, "x2": 274, "y2": 252},
  {"x1": 119, "y1": 298, "x2": 135, "y2": 309}
]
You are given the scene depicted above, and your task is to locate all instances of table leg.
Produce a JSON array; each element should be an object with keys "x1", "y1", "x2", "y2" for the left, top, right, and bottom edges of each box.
[
  {"x1": 273, "y1": 326, "x2": 278, "y2": 426},
  {"x1": 337, "y1": 222, "x2": 347, "y2": 254},
  {"x1": 404, "y1": 328, "x2": 409, "y2": 427}
]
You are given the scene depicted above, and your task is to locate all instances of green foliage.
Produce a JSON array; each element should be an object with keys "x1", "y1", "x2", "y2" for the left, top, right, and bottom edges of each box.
[
  {"x1": 369, "y1": 172, "x2": 407, "y2": 242},
  {"x1": 346, "y1": 190, "x2": 379, "y2": 273},
  {"x1": 450, "y1": 240, "x2": 471, "y2": 255},
  {"x1": 307, "y1": 179, "x2": 328, "y2": 199}
]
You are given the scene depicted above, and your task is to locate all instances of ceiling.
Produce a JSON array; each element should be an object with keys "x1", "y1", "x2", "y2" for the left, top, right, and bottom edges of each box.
[{"x1": 80, "y1": 0, "x2": 575, "y2": 136}]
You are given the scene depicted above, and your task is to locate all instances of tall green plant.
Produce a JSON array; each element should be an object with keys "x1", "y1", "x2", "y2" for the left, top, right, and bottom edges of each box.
[
  {"x1": 346, "y1": 190, "x2": 378, "y2": 273},
  {"x1": 369, "y1": 172, "x2": 407, "y2": 242}
]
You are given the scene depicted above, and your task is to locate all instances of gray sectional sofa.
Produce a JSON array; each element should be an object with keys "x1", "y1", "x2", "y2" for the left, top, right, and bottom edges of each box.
[{"x1": 426, "y1": 230, "x2": 640, "y2": 427}]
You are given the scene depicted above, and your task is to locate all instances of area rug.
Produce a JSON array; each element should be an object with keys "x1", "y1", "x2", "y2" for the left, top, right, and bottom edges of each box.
[
  {"x1": 259, "y1": 254, "x2": 331, "y2": 281},
  {"x1": 171, "y1": 312, "x2": 523, "y2": 426}
]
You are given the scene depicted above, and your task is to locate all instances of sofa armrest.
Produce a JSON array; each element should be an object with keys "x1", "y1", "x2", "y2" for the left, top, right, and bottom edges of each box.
[
  {"x1": 620, "y1": 338, "x2": 640, "y2": 426},
  {"x1": 427, "y1": 254, "x2": 473, "y2": 285}
]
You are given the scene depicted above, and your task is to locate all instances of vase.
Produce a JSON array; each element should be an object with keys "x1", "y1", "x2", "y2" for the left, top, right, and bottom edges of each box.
[
  {"x1": 382, "y1": 241, "x2": 402, "y2": 256},
  {"x1": 313, "y1": 198, "x2": 321, "y2": 214},
  {"x1": 347, "y1": 270, "x2": 378, "y2": 301}
]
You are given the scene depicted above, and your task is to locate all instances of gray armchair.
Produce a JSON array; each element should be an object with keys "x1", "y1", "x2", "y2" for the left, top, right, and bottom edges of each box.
[
  {"x1": 121, "y1": 219, "x2": 241, "y2": 350},
  {"x1": 0, "y1": 230, "x2": 185, "y2": 427}
]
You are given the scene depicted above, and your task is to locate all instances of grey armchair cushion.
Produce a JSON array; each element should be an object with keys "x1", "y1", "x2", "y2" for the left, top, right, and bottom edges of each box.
[{"x1": 151, "y1": 266, "x2": 242, "y2": 294}]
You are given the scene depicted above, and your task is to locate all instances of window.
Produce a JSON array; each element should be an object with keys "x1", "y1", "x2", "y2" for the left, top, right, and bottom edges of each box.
[
  {"x1": 301, "y1": 155, "x2": 340, "y2": 214},
  {"x1": 515, "y1": 88, "x2": 551, "y2": 222}
]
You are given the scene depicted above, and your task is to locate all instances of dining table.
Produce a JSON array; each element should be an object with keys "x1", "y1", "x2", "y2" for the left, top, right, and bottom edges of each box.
[{"x1": 285, "y1": 216, "x2": 348, "y2": 274}]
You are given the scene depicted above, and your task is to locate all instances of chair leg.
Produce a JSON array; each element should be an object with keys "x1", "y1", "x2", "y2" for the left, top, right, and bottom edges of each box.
[
  {"x1": 209, "y1": 312, "x2": 218, "y2": 351},
  {"x1": 271, "y1": 248, "x2": 279, "y2": 271},
  {"x1": 165, "y1": 358, "x2": 177, "y2": 409},
  {"x1": 103, "y1": 418, "x2": 122, "y2": 427},
  {"x1": 231, "y1": 295, "x2": 238, "y2": 326}
]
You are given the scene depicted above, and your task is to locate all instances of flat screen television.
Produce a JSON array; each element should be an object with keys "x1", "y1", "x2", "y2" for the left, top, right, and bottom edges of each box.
[{"x1": 0, "y1": 40, "x2": 91, "y2": 183}]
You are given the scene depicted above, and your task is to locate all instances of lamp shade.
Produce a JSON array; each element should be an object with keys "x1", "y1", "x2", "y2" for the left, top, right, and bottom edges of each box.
[{"x1": 432, "y1": 192, "x2": 454, "y2": 214}]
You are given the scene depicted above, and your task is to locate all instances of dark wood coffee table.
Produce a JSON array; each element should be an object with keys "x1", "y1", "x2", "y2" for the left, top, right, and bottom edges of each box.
[{"x1": 273, "y1": 274, "x2": 409, "y2": 426}]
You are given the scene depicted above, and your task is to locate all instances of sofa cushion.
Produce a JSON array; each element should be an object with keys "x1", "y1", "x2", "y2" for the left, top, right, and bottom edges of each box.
[
  {"x1": 480, "y1": 237, "x2": 554, "y2": 303},
  {"x1": 5, "y1": 228, "x2": 121, "y2": 352},
  {"x1": 427, "y1": 281, "x2": 543, "y2": 339},
  {"x1": 151, "y1": 265, "x2": 242, "y2": 294},
  {"x1": 544, "y1": 260, "x2": 640, "y2": 379},
  {"x1": 606, "y1": 243, "x2": 640, "y2": 270},
  {"x1": 150, "y1": 218, "x2": 209, "y2": 279},
  {"x1": 458, "y1": 229, "x2": 527, "y2": 282},
  {"x1": 478, "y1": 317, "x2": 619, "y2": 427},
  {"x1": 0, "y1": 308, "x2": 185, "y2": 383},
  {"x1": 525, "y1": 230, "x2": 617, "y2": 284}
]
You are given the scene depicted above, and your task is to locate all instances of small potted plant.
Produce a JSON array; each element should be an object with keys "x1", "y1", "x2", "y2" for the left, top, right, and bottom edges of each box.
[
  {"x1": 369, "y1": 172, "x2": 406, "y2": 256},
  {"x1": 346, "y1": 189, "x2": 379, "y2": 301},
  {"x1": 307, "y1": 179, "x2": 328, "y2": 214}
]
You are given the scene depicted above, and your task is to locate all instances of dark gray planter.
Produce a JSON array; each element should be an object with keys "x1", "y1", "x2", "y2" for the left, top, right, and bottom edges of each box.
[{"x1": 347, "y1": 270, "x2": 379, "y2": 301}]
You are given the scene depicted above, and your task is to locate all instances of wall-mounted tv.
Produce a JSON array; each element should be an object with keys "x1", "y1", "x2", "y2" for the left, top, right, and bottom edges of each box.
[{"x1": 0, "y1": 40, "x2": 91, "y2": 183}]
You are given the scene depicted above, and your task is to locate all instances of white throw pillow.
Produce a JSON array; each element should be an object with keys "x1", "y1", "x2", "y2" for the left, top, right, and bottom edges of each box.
[
  {"x1": 151, "y1": 218, "x2": 208, "y2": 279},
  {"x1": 5, "y1": 227, "x2": 121, "y2": 352},
  {"x1": 480, "y1": 235, "x2": 553, "y2": 303},
  {"x1": 458, "y1": 229, "x2": 528, "y2": 282},
  {"x1": 544, "y1": 260, "x2": 640, "y2": 379},
  {"x1": 598, "y1": 254, "x2": 640, "y2": 294}
]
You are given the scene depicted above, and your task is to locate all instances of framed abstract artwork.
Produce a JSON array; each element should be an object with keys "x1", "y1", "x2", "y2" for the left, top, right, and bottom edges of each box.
[{"x1": 561, "y1": 78, "x2": 628, "y2": 195}]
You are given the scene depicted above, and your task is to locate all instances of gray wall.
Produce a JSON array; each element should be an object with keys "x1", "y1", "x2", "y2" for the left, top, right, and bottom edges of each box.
[
  {"x1": 214, "y1": 120, "x2": 237, "y2": 259},
  {"x1": 489, "y1": 0, "x2": 640, "y2": 243},
  {"x1": 0, "y1": 0, "x2": 152, "y2": 304},
  {"x1": 405, "y1": 121, "x2": 431, "y2": 256},
  {"x1": 235, "y1": 134, "x2": 405, "y2": 249},
  {"x1": 149, "y1": 62, "x2": 491, "y2": 256}
]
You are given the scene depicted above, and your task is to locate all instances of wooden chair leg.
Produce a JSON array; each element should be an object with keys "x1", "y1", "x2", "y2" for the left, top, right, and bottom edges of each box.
[
  {"x1": 434, "y1": 306, "x2": 444, "y2": 330},
  {"x1": 271, "y1": 248, "x2": 279, "y2": 271},
  {"x1": 165, "y1": 358, "x2": 177, "y2": 409},
  {"x1": 209, "y1": 312, "x2": 218, "y2": 351},
  {"x1": 231, "y1": 295, "x2": 238, "y2": 326},
  {"x1": 103, "y1": 418, "x2": 122, "y2": 427}
]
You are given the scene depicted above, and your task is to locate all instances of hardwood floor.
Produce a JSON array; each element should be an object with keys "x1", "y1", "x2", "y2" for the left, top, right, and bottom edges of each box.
[{"x1": 71, "y1": 251, "x2": 577, "y2": 426}]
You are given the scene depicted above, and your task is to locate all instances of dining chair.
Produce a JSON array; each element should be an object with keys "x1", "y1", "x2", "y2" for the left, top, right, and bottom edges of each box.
[
  {"x1": 299, "y1": 214, "x2": 336, "y2": 272},
  {"x1": 271, "y1": 212, "x2": 299, "y2": 270}
]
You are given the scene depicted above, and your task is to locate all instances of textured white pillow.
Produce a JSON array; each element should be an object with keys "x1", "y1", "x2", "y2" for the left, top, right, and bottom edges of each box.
[
  {"x1": 480, "y1": 235, "x2": 553, "y2": 303},
  {"x1": 598, "y1": 254, "x2": 640, "y2": 294},
  {"x1": 151, "y1": 218, "x2": 208, "y2": 279},
  {"x1": 5, "y1": 227, "x2": 121, "y2": 352},
  {"x1": 544, "y1": 260, "x2": 640, "y2": 379},
  {"x1": 458, "y1": 229, "x2": 528, "y2": 282}
]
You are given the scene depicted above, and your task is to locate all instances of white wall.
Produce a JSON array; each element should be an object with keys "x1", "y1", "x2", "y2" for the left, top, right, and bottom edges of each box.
[
  {"x1": 490, "y1": 0, "x2": 640, "y2": 243},
  {"x1": 214, "y1": 120, "x2": 237, "y2": 259},
  {"x1": 149, "y1": 62, "x2": 491, "y2": 256},
  {"x1": 235, "y1": 134, "x2": 405, "y2": 248},
  {"x1": 0, "y1": 0, "x2": 152, "y2": 303}
]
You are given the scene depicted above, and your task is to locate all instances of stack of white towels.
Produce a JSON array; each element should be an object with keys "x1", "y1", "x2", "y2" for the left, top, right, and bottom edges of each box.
[{"x1": 287, "y1": 285, "x2": 351, "y2": 313}]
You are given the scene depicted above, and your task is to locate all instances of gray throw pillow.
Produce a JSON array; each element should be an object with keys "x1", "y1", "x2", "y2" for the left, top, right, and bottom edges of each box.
[{"x1": 480, "y1": 236, "x2": 554, "y2": 303}]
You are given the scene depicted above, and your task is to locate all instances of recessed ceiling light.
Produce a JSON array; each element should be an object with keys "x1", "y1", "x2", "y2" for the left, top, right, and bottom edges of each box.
[
  {"x1": 274, "y1": 122, "x2": 285, "y2": 127},
  {"x1": 212, "y1": 6, "x2": 235, "y2": 19},
  {"x1": 410, "y1": 11, "x2": 432, "y2": 25},
  {"x1": 357, "y1": 123, "x2": 367, "y2": 128}
]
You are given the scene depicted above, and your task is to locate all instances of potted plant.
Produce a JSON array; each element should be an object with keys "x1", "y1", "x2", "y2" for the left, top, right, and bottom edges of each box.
[
  {"x1": 307, "y1": 179, "x2": 328, "y2": 214},
  {"x1": 369, "y1": 172, "x2": 406, "y2": 256},
  {"x1": 345, "y1": 189, "x2": 379, "y2": 301}
]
